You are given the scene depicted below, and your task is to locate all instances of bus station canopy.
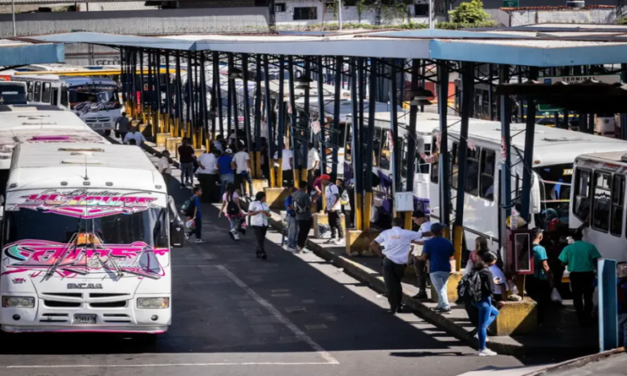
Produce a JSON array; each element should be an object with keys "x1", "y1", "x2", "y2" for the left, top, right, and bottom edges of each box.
[
  {"x1": 25, "y1": 24, "x2": 627, "y2": 67},
  {"x1": 0, "y1": 39, "x2": 63, "y2": 67}
]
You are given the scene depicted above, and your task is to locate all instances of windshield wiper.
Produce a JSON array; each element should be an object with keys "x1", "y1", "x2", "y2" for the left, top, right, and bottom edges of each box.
[
  {"x1": 44, "y1": 234, "x2": 78, "y2": 281},
  {"x1": 123, "y1": 245, "x2": 160, "y2": 280}
]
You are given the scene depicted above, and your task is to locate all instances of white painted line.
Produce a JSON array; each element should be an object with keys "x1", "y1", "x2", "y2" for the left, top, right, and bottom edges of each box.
[
  {"x1": 217, "y1": 265, "x2": 340, "y2": 365},
  {"x1": 7, "y1": 362, "x2": 334, "y2": 369}
]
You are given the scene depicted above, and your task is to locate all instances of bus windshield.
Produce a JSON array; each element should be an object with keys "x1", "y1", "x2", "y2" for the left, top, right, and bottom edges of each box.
[
  {"x1": 0, "y1": 84, "x2": 27, "y2": 105},
  {"x1": 533, "y1": 163, "x2": 573, "y2": 227},
  {"x1": 69, "y1": 85, "x2": 120, "y2": 111}
]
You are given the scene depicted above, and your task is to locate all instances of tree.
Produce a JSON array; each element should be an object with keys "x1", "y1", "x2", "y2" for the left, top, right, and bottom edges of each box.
[{"x1": 448, "y1": 0, "x2": 491, "y2": 23}]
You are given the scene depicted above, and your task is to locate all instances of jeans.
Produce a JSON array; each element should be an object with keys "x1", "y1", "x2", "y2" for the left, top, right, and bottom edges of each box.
[
  {"x1": 430, "y1": 271, "x2": 451, "y2": 310},
  {"x1": 297, "y1": 218, "x2": 312, "y2": 249},
  {"x1": 188, "y1": 217, "x2": 202, "y2": 239},
  {"x1": 181, "y1": 162, "x2": 194, "y2": 185},
  {"x1": 570, "y1": 271, "x2": 595, "y2": 325},
  {"x1": 228, "y1": 215, "x2": 241, "y2": 231},
  {"x1": 235, "y1": 172, "x2": 253, "y2": 197},
  {"x1": 286, "y1": 215, "x2": 298, "y2": 249},
  {"x1": 382, "y1": 258, "x2": 406, "y2": 311},
  {"x1": 327, "y1": 210, "x2": 344, "y2": 239},
  {"x1": 472, "y1": 297, "x2": 499, "y2": 350},
  {"x1": 220, "y1": 174, "x2": 234, "y2": 198}
]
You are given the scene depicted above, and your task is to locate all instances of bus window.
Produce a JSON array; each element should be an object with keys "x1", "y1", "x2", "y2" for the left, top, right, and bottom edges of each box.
[
  {"x1": 372, "y1": 127, "x2": 382, "y2": 168},
  {"x1": 451, "y1": 142, "x2": 459, "y2": 190},
  {"x1": 573, "y1": 168, "x2": 591, "y2": 222},
  {"x1": 42, "y1": 82, "x2": 51, "y2": 104},
  {"x1": 33, "y1": 81, "x2": 42, "y2": 102},
  {"x1": 480, "y1": 149, "x2": 495, "y2": 200},
  {"x1": 612, "y1": 175, "x2": 625, "y2": 237},
  {"x1": 591, "y1": 171, "x2": 611, "y2": 233},
  {"x1": 60, "y1": 85, "x2": 69, "y2": 108},
  {"x1": 430, "y1": 136, "x2": 439, "y2": 184},
  {"x1": 52, "y1": 87, "x2": 59, "y2": 107},
  {"x1": 26, "y1": 82, "x2": 33, "y2": 101},
  {"x1": 465, "y1": 147, "x2": 481, "y2": 196},
  {"x1": 379, "y1": 129, "x2": 391, "y2": 170}
]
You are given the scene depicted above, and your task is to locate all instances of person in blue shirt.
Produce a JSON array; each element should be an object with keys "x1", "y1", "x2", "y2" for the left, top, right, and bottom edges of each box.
[
  {"x1": 218, "y1": 148, "x2": 234, "y2": 199},
  {"x1": 186, "y1": 186, "x2": 204, "y2": 244},
  {"x1": 284, "y1": 187, "x2": 299, "y2": 252},
  {"x1": 526, "y1": 228, "x2": 553, "y2": 324},
  {"x1": 420, "y1": 223, "x2": 455, "y2": 313}
]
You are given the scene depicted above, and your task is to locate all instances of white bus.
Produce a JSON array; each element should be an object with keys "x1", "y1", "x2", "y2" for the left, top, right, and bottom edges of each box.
[
  {"x1": 11, "y1": 75, "x2": 68, "y2": 109},
  {"x1": 0, "y1": 82, "x2": 27, "y2": 105},
  {"x1": 0, "y1": 143, "x2": 173, "y2": 335},
  {"x1": 430, "y1": 122, "x2": 627, "y2": 252},
  {"x1": 570, "y1": 151, "x2": 627, "y2": 262}
]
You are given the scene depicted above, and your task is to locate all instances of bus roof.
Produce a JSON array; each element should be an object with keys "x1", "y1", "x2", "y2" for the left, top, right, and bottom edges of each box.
[
  {"x1": 0, "y1": 110, "x2": 93, "y2": 129},
  {"x1": 445, "y1": 121, "x2": 627, "y2": 167},
  {"x1": 9, "y1": 143, "x2": 165, "y2": 194},
  {"x1": 0, "y1": 104, "x2": 63, "y2": 112},
  {"x1": 575, "y1": 150, "x2": 627, "y2": 165},
  {"x1": 62, "y1": 77, "x2": 118, "y2": 87}
]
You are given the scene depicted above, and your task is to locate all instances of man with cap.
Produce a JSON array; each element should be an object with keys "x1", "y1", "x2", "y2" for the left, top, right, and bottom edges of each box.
[
  {"x1": 321, "y1": 174, "x2": 344, "y2": 245},
  {"x1": 411, "y1": 210, "x2": 434, "y2": 299},
  {"x1": 371, "y1": 217, "x2": 425, "y2": 314},
  {"x1": 218, "y1": 147, "x2": 235, "y2": 199},
  {"x1": 420, "y1": 223, "x2": 455, "y2": 313}
]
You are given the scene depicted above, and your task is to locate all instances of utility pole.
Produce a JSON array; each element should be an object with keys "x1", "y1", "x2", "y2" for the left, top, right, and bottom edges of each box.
[
  {"x1": 429, "y1": 0, "x2": 434, "y2": 29},
  {"x1": 338, "y1": 0, "x2": 343, "y2": 30},
  {"x1": 11, "y1": 0, "x2": 16, "y2": 37}
]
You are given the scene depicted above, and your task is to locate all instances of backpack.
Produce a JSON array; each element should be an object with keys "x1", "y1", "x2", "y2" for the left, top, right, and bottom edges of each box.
[
  {"x1": 226, "y1": 195, "x2": 240, "y2": 216},
  {"x1": 293, "y1": 192, "x2": 309, "y2": 215},
  {"x1": 182, "y1": 196, "x2": 196, "y2": 217},
  {"x1": 340, "y1": 189, "x2": 350, "y2": 206},
  {"x1": 457, "y1": 270, "x2": 484, "y2": 304}
]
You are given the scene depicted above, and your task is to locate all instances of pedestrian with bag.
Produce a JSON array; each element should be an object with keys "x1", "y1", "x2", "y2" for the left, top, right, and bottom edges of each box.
[
  {"x1": 559, "y1": 230, "x2": 601, "y2": 326},
  {"x1": 248, "y1": 191, "x2": 271, "y2": 260},
  {"x1": 284, "y1": 187, "x2": 299, "y2": 252},
  {"x1": 184, "y1": 186, "x2": 205, "y2": 244},
  {"x1": 197, "y1": 148, "x2": 219, "y2": 203},
  {"x1": 459, "y1": 251, "x2": 503, "y2": 356},
  {"x1": 370, "y1": 217, "x2": 425, "y2": 314},
  {"x1": 321, "y1": 174, "x2": 344, "y2": 245},
  {"x1": 420, "y1": 223, "x2": 454, "y2": 313},
  {"x1": 219, "y1": 183, "x2": 245, "y2": 240},
  {"x1": 218, "y1": 148, "x2": 234, "y2": 199},
  {"x1": 293, "y1": 180, "x2": 312, "y2": 253},
  {"x1": 178, "y1": 138, "x2": 196, "y2": 188},
  {"x1": 232, "y1": 145, "x2": 253, "y2": 198},
  {"x1": 526, "y1": 228, "x2": 553, "y2": 324}
]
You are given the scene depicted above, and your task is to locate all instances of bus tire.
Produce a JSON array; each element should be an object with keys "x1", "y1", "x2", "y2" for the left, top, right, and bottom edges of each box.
[{"x1": 104, "y1": 130, "x2": 112, "y2": 136}]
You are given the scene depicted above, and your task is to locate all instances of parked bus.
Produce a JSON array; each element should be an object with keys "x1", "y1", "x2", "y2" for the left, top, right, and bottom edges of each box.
[
  {"x1": 430, "y1": 121, "x2": 627, "y2": 252},
  {"x1": 570, "y1": 151, "x2": 627, "y2": 262},
  {"x1": 0, "y1": 143, "x2": 175, "y2": 336},
  {"x1": 0, "y1": 82, "x2": 27, "y2": 105}
]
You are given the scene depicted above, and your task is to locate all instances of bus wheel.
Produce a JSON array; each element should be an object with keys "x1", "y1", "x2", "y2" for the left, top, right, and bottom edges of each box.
[{"x1": 104, "y1": 130, "x2": 112, "y2": 136}]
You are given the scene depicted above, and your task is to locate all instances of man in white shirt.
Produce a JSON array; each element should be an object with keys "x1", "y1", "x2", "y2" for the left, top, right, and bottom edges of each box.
[
  {"x1": 307, "y1": 142, "x2": 320, "y2": 185},
  {"x1": 123, "y1": 126, "x2": 146, "y2": 146},
  {"x1": 197, "y1": 149, "x2": 219, "y2": 202},
  {"x1": 411, "y1": 210, "x2": 434, "y2": 299},
  {"x1": 231, "y1": 145, "x2": 253, "y2": 197},
  {"x1": 322, "y1": 174, "x2": 343, "y2": 245},
  {"x1": 274, "y1": 146, "x2": 294, "y2": 187},
  {"x1": 371, "y1": 217, "x2": 424, "y2": 314},
  {"x1": 157, "y1": 150, "x2": 172, "y2": 190}
]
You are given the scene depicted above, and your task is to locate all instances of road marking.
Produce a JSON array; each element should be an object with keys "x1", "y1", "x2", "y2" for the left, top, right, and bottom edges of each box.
[
  {"x1": 6, "y1": 362, "x2": 335, "y2": 369},
  {"x1": 217, "y1": 265, "x2": 339, "y2": 365}
]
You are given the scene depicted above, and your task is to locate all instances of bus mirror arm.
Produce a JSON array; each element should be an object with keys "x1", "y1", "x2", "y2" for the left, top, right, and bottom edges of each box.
[{"x1": 168, "y1": 195, "x2": 184, "y2": 248}]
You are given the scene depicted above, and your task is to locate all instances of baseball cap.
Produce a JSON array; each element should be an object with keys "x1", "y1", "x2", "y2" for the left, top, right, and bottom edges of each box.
[
  {"x1": 320, "y1": 174, "x2": 331, "y2": 180},
  {"x1": 225, "y1": 148, "x2": 233, "y2": 154},
  {"x1": 430, "y1": 222, "x2": 444, "y2": 233}
]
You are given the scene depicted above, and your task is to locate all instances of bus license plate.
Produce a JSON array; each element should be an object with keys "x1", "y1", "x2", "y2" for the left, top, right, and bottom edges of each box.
[{"x1": 74, "y1": 314, "x2": 97, "y2": 324}]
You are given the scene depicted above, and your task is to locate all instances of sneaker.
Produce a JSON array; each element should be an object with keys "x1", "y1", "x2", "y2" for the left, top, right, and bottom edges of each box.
[
  {"x1": 195, "y1": 239, "x2": 206, "y2": 243},
  {"x1": 478, "y1": 349, "x2": 497, "y2": 357},
  {"x1": 184, "y1": 233, "x2": 190, "y2": 241},
  {"x1": 324, "y1": 238, "x2": 335, "y2": 244},
  {"x1": 233, "y1": 233, "x2": 240, "y2": 241},
  {"x1": 412, "y1": 292, "x2": 428, "y2": 300},
  {"x1": 474, "y1": 333, "x2": 489, "y2": 342},
  {"x1": 333, "y1": 238, "x2": 344, "y2": 246},
  {"x1": 300, "y1": 248, "x2": 310, "y2": 254},
  {"x1": 286, "y1": 247, "x2": 296, "y2": 252}
]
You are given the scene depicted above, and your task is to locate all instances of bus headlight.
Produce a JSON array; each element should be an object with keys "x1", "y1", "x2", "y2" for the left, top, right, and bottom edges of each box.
[
  {"x1": 2, "y1": 296, "x2": 35, "y2": 308},
  {"x1": 137, "y1": 297, "x2": 169, "y2": 309}
]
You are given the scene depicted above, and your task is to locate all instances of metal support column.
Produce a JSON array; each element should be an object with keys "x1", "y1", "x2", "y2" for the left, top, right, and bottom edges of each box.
[
  {"x1": 229, "y1": 54, "x2": 240, "y2": 148},
  {"x1": 390, "y1": 59, "x2": 401, "y2": 218},
  {"x1": 253, "y1": 55, "x2": 263, "y2": 178},
  {"x1": 488, "y1": 64, "x2": 494, "y2": 121},
  {"x1": 175, "y1": 53, "x2": 183, "y2": 137},
  {"x1": 139, "y1": 50, "x2": 145, "y2": 123},
  {"x1": 364, "y1": 58, "x2": 377, "y2": 230},
  {"x1": 317, "y1": 56, "x2": 327, "y2": 180},
  {"x1": 186, "y1": 52, "x2": 194, "y2": 139},
  {"x1": 263, "y1": 55, "x2": 276, "y2": 187},
  {"x1": 405, "y1": 59, "x2": 420, "y2": 230},
  {"x1": 200, "y1": 52, "x2": 208, "y2": 148},
  {"x1": 331, "y1": 56, "x2": 342, "y2": 180},
  {"x1": 242, "y1": 54, "x2": 253, "y2": 152},
  {"x1": 520, "y1": 67, "x2": 538, "y2": 220},
  {"x1": 165, "y1": 52, "x2": 172, "y2": 134},
  {"x1": 453, "y1": 62, "x2": 474, "y2": 271},
  {"x1": 277, "y1": 55, "x2": 286, "y2": 185},
  {"x1": 438, "y1": 63, "x2": 451, "y2": 233},
  {"x1": 301, "y1": 58, "x2": 311, "y2": 185},
  {"x1": 226, "y1": 54, "x2": 233, "y2": 139},
  {"x1": 213, "y1": 52, "x2": 224, "y2": 137},
  {"x1": 499, "y1": 64, "x2": 513, "y2": 257},
  {"x1": 287, "y1": 56, "x2": 297, "y2": 187},
  {"x1": 351, "y1": 57, "x2": 363, "y2": 230}
]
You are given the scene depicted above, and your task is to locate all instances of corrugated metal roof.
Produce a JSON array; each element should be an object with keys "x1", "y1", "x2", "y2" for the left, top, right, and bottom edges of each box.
[
  {"x1": 501, "y1": 5, "x2": 615, "y2": 10},
  {"x1": 78, "y1": 1, "x2": 158, "y2": 11}
]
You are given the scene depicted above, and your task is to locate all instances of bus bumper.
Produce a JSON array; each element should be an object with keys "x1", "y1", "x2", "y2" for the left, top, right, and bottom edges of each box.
[{"x1": 1, "y1": 324, "x2": 168, "y2": 334}]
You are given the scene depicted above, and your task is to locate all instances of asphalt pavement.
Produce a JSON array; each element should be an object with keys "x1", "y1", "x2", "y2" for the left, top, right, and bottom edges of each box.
[{"x1": 0, "y1": 151, "x2": 560, "y2": 376}]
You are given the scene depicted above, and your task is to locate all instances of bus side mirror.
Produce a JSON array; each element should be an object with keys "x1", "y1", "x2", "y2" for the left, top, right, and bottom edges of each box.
[{"x1": 168, "y1": 195, "x2": 184, "y2": 248}]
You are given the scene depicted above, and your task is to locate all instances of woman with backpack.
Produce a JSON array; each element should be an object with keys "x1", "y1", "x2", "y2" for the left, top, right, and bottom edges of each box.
[
  {"x1": 219, "y1": 183, "x2": 245, "y2": 240},
  {"x1": 248, "y1": 191, "x2": 271, "y2": 260}
]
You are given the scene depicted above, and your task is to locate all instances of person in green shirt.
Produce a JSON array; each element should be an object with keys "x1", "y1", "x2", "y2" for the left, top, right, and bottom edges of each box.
[
  {"x1": 527, "y1": 228, "x2": 553, "y2": 324},
  {"x1": 559, "y1": 231, "x2": 601, "y2": 326}
]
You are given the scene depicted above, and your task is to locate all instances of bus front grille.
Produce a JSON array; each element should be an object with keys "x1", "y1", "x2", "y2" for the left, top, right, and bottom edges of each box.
[
  {"x1": 44, "y1": 300, "x2": 81, "y2": 308},
  {"x1": 40, "y1": 313, "x2": 69, "y2": 323},
  {"x1": 102, "y1": 313, "x2": 131, "y2": 323}
]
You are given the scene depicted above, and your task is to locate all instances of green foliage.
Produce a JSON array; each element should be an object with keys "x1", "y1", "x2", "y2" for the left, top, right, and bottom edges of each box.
[
  {"x1": 617, "y1": 18, "x2": 627, "y2": 25},
  {"x1": 448, "y1": 0, "x2": 491, "y2": 23},
  {"x1": 277, "y1": 22, "x2": 427, "y2": 32},
  {"x1": 436, "y1": 20, "x2": 498, "y2": 29}
]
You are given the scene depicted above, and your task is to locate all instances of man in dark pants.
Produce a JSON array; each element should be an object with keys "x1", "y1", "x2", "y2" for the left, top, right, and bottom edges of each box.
[
  {"x1": 292, "y1": 180, "x2": 312, "y2": 253},
  {"x1": 559, "y1": 231, "x2": 601, "y2": 326},
  {"x1": 185, "y1": 186, "x2": 205, "y2": 244},
  {"x1": 322, "y1": 174, "x2": 344, "y2": 245},
  {"x1": 197, "y1": 148, "x2": 219, "y2": 202},
  {"x1": 370, "y1": 217, "x2": 424, "y2": 314},
  {"x1": 411, "y1": 210, "x2": 433, "y2": 299},
  {"x1": 527, "y1": 228, "x2": 553, "y2": 324}
]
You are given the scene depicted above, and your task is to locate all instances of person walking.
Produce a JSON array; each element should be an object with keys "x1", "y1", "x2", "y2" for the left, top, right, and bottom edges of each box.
[
  {"x1": 307, "y1": 142, "x2": 320, "y2": 185},
  {"x1": 116, "y1": 112, "x2": 130, "y2": 141},
  {"x1": 468, "y1": 251, "x2": 502, "y2": 357},
  {"x1": 411, "y1": 210, "x2": 433, "y2": 299},
  {"x1": 321, "y1": 174, "x2": 344, "y2": 245},
  {"x1": 370, "y1": 217, "x2": 424, "y2": 314},
  {"x1": 124, "y1": 126, "x2": 146, "y2": 147},
  {"x1": 420, "y1": 223, "x2": 455, "y2": 313},
  {"x1": 274, "y1": 142, "x2": 294, "y2": 187},
  {"x1": 526, "y1": 228, "x2": 553, "y2": 324},
  {"x1": 197, "y1": 148, "x2": 219, "y2": 203},
  {"x1": 248, "y1": 191, "x2": 271, "y2": 260},
  {"x1": 219, "y1": 183, "x2": 245, "y2": 240},
  {"x1": 185, "y1": 186, "x2": 205, "y2": 243},
  {"x1": 232, "y1": 145, "x2": 253, "y2": 198},
  {"x1": 213, "y1": 135, "x2": 225, "y2": 153},
  {"x1": 218, "y1": 148, "x2": 234, "y2": 199},
  {"x1": 284, "y1": 187, "x2": 299, "y2": 252},
  {"x1": 559, "y1": 230, "x2": 601, "y2": 326},
  {"x1": 157, "y1": 150, "x2": 172, "y2": 189},
  {"x1": 293, "y1": 180, "x2": 312, "y2": 253},
  {"x1": 178, "y1": 138, "x2": 196, "y2": 188}
]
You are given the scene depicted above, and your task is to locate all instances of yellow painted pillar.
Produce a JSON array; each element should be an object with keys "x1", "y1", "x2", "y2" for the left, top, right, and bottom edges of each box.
[
  {"x1": 453, "y1": 225, "x2": 463, "y2": 272},
  {"x1": 277, "y1": 161, "x2": 283, "y2": 187},
  {"x1": 255, "y1": 151, "x2": 262, "y2": 179},
  {"x1": 404, "y1": 211, "x2": 412, "y2": 230},
  {"x1": 300, "y1": 168, "x2": 307, "y2": 186},
  {"x1": 321, "y1": 183, "x2": 327, "y2": 212},
  {"x1": 293, "y1": 169, "x2": 300, "y2": 189},
  {"x1": 269, "y1": 164, "x2": 276, "y2": 188},
  {"x1": 363, "y1": 191, "x2": 372, "y2": 230},
  {"x1": 355, "y1": 192, "x2": 363, "y2": 230}
]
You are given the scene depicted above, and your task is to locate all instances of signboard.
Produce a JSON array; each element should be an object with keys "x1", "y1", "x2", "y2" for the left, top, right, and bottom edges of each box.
[
  {"x1": 542, "y1": 74, "x2": 621, "y2": 85},
  {"x1": 394, "y1": 191, "x2": 414, "y2": 212},
  {"x1": 502, "y1": 0, "x2": 518, "y2": 7}
]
